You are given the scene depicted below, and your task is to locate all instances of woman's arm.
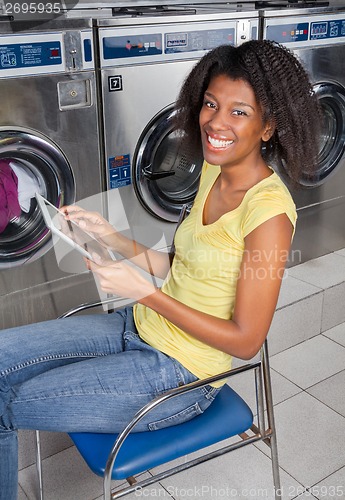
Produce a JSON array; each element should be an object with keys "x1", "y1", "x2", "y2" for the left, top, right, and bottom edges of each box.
[
  {"x1": 93, "y1": 212, "x2": 292, "y2": 360},
  {"x1": 143, "y1": 213, "x2": 292, "y2": 359},
  {"x1": 63, "y1": 206, "x2": 172, "y2": 279}
]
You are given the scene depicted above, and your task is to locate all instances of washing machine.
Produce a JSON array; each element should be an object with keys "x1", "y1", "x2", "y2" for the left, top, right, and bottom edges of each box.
[
  {"x1": 260, "y1": 4, "x2": 345, "y2": 264},
  {"x1": 95, "y1": 5, "x2": 260, "y2": 252},
  {"x1": 0, "y1": 17, "x2": 105, "y2": 328}
]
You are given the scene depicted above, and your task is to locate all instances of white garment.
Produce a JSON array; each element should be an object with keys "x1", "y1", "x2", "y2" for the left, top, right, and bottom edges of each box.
[{"x1": 9, "y1": 161, "x2": 41, "y2": 213}]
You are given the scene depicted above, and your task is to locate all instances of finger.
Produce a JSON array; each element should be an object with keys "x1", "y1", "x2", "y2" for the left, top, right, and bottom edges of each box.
[
  {"x1": 81, "y1": 255, "x2": 95, "y2": 271},
  {"x1": 60, "y1": 206, "x2": 85, "y2": 219},
  {"x1": 91, "y1": 252, "x2": 104, "y2": 265},
  {"x1": 63, "y1": 214, "x2": 99, "y2": 234},
  {"x1": 89, "y1": 252, "x2": 116, "y2": 269},
  {"x1": 87, "y1": 258, "x2": 101, "y2": 272},
  {"x1": 66, "y1": 211, "x2": 104, "y2": 227},
  {"x1": 60, "y1": 204, "x2": 84, "y2": 213}
]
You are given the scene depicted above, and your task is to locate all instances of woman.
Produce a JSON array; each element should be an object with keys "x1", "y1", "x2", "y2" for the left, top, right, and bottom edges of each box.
[{"x1": 0, "y1": 40, "x2": 320, "y2": 499}]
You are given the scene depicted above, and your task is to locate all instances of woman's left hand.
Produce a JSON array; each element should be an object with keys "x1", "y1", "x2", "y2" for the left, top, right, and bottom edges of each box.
[{"x1": 88, "y1": 256, "x2": 157, "y2": 301}]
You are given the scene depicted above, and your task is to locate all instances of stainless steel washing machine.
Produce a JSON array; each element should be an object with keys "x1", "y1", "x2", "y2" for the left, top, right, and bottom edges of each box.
[
  {"x1": 96, "y1": 5, "x2": 259, "y2": 251},
  {"x1": 261, "y1": 5, "x2": 345, "y2": 264},
  {"x1": 0, "y1": 18, "x2": 105, "y2": 328}
]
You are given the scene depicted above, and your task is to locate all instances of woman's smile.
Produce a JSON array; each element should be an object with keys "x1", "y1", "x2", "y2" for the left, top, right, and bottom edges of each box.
[{"x1": 207, "y1": 134, "x2": 234, "y2": 150}]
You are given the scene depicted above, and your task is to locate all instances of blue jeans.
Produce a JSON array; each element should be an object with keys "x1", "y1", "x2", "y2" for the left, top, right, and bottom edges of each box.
[{"x1": 0, "y1": 307, "x2": 220, "y2": 500}]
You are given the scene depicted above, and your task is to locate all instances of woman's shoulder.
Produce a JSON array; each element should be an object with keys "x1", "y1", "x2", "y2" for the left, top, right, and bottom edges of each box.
[
  {"x1": 247, "y1": 170, "x2": 295, "y2": 207},
  {"x1": 241, "y1": 169, "x2": 297, "y2": 233}
]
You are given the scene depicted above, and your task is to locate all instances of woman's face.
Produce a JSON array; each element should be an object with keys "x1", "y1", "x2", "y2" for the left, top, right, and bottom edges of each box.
[{"x1": 199, "y1": 74, "x2": 273, "y2": 169}]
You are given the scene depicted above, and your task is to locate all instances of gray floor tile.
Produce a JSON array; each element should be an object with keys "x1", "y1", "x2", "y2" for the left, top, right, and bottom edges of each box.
[
  {"x1": 18, "y1": 485, "x2": 29, "y2": 500},
  {"x1": 226, "y1": 369, "x2": 257, "y2": 414},
  {"x1": 19, "y1": 430, "x2": 72, "y2": 470},
  {"x1": 93, "y1": 482, "x2": 173, "y2": 500},
  {"x1": 227, "y1": 366, "x2": 301, "y2": 415},
  {"x1": 157, "y1": 443, "x2": 301, "y2": 500},
  {"x1": 293, "y1": 494, "x2": 318, "y2": 500},
  {"x1": 270, "y1": 335, "x2": 345, "y2": 389},
  {"x1": 312, "y1": 466, "x2": 345, "y2": 499},
  {"x1": 268, "y1": 293, "x2": 323, "y2": 356},
  {"x1": 93, "y1": 481, "x2": 172, "y2": 500},
  {"x1": 19, "y1": 446, "x2": 118, "y2": 500},
  {"x1": 307, "y1": 370, "x2": 345, "y2": 417},
  {"x1": 270, "y1": 370, "x2": 303, "y2": 405},
  {"x1": 288, "y1": 253, "x2": 345, "y2": 289},
  {"x1": 334, "y1": 249, "x2": 345, "y2": 258},
  {"x1": 270, "y1": 392, "x2": 345, "y2": 486},
  {"x1": 322, "y1": 282, "x2": 345, "y2": 332},
  {"x1": 276, "y1": 275, "x2": 322, "y2": 309},
  {"x1": 18, "y1": 430, "x2": 39, "y2": 471},
  {"x1": 19, "y1": 445, "x2": 169, "y2": 500},
  {"x1": 323, "y1": 322, "x2": 345, "y2": 347}
]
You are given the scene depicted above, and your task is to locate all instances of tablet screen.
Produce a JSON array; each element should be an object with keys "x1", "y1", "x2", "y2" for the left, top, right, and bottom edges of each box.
[{"x1": 36, "y1": 193, "x2": 116, "y2": 263}]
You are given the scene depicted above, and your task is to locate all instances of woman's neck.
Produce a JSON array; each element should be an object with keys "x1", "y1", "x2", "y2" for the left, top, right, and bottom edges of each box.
[{"x1": 218, "y1": 161, "x2": 272, "y2": 192}]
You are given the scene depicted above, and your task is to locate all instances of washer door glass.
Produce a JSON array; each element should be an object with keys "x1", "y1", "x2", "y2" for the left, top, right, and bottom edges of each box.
[
  {"x1": 299, "y1": 82, "x2": 345, "y2": 187},
  {"x1": 133, "y1": 106, "x2": 203, "y2": 222},
  {"x1": 0, "y1": 128, "x2": 75, "y2": 268}
]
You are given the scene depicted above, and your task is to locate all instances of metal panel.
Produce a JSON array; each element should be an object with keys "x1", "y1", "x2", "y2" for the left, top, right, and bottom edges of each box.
[
  {"x1": 0, "y1": 19, "x2": 104, "y2": 328},
  {"x1": 262, "y1": 7, "x2": 345, "y2": 264},
  {"x1": 99, "y1": 10, "x2": 259, "y2": 234}
]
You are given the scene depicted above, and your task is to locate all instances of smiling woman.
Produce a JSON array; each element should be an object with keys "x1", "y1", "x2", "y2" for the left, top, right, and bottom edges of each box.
[
  {"x1": 196, "y1": 75, "x2": 276, "y2": 222},
  {"x1": 199, "y1": 76, "x2": 273, "y2": 166},
  {"x1": 175, "y1": 40, "x2": 320, "y2": 187},
  {"x1": 0, "y1": 40, "x2": 321, "y2": 500}
]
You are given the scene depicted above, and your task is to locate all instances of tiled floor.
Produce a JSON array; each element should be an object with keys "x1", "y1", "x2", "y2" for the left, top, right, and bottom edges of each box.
[{"x1": 16, "y1": 251, "x2": 345, "y2": 500}]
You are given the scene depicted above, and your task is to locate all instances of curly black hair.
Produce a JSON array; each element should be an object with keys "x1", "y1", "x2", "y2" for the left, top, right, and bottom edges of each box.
[{"x1": 174, "y1": 40, "x2": 321, "y2": 186}]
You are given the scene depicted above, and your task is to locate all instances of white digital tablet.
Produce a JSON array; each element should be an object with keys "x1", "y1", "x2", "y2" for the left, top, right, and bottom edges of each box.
[{"x1": 35, "y1": 192, "x2": 116, "y2": 263}]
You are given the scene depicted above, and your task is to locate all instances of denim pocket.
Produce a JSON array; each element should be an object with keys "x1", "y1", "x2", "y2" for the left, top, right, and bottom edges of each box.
[
  {"x1": 148, "y1": 402, "x2": 203, "y2": 431},
  {"x1": 200, "y1": 385, "x2": 221, "y2": 403}
]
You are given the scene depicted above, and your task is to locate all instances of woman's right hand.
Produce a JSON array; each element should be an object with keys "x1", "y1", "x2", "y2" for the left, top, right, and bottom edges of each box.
[{"x1": 61, "y1": 205, "x2": 119, "y2": 251}]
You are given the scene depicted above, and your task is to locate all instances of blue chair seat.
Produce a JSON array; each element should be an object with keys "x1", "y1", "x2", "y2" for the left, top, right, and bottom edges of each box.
[{"x1": 69, "y1": 384, "x2": 253, "y2": 481}]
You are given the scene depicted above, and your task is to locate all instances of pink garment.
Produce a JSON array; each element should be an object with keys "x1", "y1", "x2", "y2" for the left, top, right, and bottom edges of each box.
[{"x1": 0, "y1": 159, "x2": 21, "y2": 233}]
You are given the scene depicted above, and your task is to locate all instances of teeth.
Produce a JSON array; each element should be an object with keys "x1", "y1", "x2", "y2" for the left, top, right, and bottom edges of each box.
[{"x1": 208, "y1": 136, "x2": 233, "y2": 148}]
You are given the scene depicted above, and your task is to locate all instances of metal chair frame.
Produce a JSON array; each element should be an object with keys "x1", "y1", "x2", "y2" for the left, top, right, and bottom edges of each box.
[{"x1": 34, "y1": 297, "x2": 281, "y2": 500}]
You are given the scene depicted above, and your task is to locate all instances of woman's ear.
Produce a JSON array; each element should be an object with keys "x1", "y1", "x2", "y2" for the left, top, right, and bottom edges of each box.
[{"x1": 262, "y1": 120, "x2": 275, "y2": 142}]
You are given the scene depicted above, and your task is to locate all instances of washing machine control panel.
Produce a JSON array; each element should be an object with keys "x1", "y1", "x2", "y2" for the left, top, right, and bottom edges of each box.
[
  {"x1": 164, "y1": 28, "x2": 234, "y2": 54},
  {"x1": 264, "y1": 13, "x2": 345, "y2": 47},
  {"x1": 102, "y1": 28, "x2": 235, "y2": 60},
  {"x1": 100, "y1": 19, "x2": 259, "y2": 66},
  {"x1": 0, "y1": 30, "x2": 94, "y2": 78}
]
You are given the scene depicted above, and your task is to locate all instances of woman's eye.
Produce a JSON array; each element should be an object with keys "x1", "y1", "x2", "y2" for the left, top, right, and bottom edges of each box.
[
  {"x1": 233, "y1": 109, "x2": 247, "y2": 116},
  {"x1": 204, "y1": 100, "x2": 217, "y2": 109}
]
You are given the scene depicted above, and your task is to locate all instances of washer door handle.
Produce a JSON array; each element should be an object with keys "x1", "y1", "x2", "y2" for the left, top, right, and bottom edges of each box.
[{"x1": 142, "y1": 164, "x2": 175, "y2": 180}]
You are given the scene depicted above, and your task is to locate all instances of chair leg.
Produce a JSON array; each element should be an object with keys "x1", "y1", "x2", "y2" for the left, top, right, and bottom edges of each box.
[
  {"x1": 263, "y1": 372, "x2": 281, "y2": 498},
  {"x1": 261, "y1": 341, "x2": 282, "y2": 499},
  {"x1": 104, "y1": 473, "x2": 113, "y2": 500},
  {"x1": 35, "y1": 430, "x2": 44, "y2": 500},
  {"x1": 270, "y1": 430, "x2": 282, "y2": 499}
]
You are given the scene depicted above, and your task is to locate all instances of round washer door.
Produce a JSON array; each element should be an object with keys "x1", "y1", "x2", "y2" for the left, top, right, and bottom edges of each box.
[
  {"x1": 0, "y1": 128, "x2": 75, "y2": 268},
  {"x1": 133, "y1": 106, "x2": 203, "y2": 222},
  {"x1": 299, "y1": 81, "x2": 345, "y2": 187}
]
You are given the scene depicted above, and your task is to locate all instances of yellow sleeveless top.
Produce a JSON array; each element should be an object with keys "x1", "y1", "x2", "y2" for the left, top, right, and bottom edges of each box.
[{"x1": 134, "y1": 162, "x2": 297, "y2": 386}]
